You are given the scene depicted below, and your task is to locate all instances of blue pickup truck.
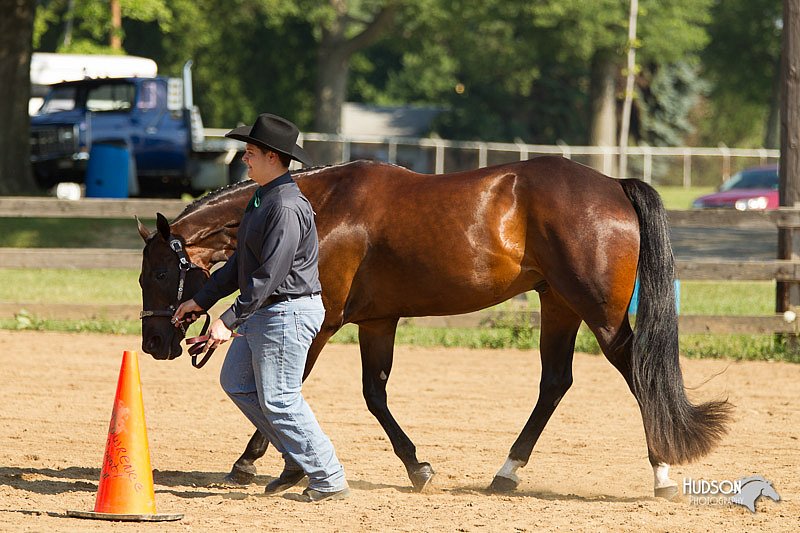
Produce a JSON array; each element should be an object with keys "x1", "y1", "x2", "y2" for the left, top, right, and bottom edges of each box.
[{"x1": 29, "y1": 62, "x2": 245, "y2": 196}]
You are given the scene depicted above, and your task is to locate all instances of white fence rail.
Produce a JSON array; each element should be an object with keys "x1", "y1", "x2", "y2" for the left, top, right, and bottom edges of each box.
[{"x1": 242, "y1": 130, "x2": 778, "y2": 188}]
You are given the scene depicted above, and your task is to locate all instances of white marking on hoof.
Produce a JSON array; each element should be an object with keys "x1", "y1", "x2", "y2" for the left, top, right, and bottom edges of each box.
[
  {"x1": 653, "y1": 463, "x2": 677, "y2": 490},
  {"x1": 495, "y1": 458, "x2": 526, "y2": 484}
]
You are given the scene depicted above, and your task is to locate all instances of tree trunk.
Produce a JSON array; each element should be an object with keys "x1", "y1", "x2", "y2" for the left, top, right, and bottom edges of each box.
[
  {"x1": 313, "y1": 17, "x2": 350, "y2": 165},
  {"x1": 588, "y1": 49, "x2": 618, "y2": 175},
  {"x1": 0, "y1": 0, "x2": 37, "y2": 195},
  {"x1": 315, "y1": 44, "x2": 350, "y2": 134},
  {"x1": 311, "y1": 1, "x2": 397, "y2": 165}
]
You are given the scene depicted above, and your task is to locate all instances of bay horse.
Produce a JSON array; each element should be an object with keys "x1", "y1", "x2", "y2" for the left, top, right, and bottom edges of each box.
[{"x1": 137, "y1": 157, "x2": 731, "y2": 497}]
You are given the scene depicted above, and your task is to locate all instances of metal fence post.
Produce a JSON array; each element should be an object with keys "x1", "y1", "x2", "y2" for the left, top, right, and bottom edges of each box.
[
  {"x1": 602, "y1": 147, "x2": 613, "y2": 176},
  {"x1": 683, "y1": 148, "x2": 692, "y2": 188},
  {"x1": 642, "y1": 145, "x2": 652, "y2": 184},
  {"x1": 759, "y1": 148, "x2": 769, "y2": 167},
  {"x1": 342, "y1": 139, "x2": 351, "y2": 164},
  {"x1": 478, "y1": 142, "x2": 488, "y2": 168},
  {"x1": 435, "y1": 141, "x2": 445, "y2": 174},
  {"x1": 556, "y1": 141, "x2": 571, "y2": 160},
  {"x1": 515, "y1": 141, "x2": 529, "y2": 161},
  {"x1": 719, "y1": 143, "x2": 731, "y2": 183}
]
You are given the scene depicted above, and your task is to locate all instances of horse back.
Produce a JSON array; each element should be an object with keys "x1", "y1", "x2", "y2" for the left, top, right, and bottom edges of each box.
[{"x1": 295, "y1": 158, "x2": 640, "y2": 321}]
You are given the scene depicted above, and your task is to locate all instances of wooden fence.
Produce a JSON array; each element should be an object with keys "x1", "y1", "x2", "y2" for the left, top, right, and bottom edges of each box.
[{"x1": 1, "y1": 196, "x2": 799, "y2": 335}]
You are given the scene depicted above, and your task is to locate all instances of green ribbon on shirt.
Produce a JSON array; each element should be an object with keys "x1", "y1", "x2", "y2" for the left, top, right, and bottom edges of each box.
[{"x1": 245, "y1": 189, "x2": 261, "y2": 212}]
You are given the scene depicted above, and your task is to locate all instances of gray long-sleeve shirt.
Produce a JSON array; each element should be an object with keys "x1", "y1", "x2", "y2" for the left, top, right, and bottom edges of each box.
[{"x1": 193, "y1": 172, "x2": 322, "y2": 329}]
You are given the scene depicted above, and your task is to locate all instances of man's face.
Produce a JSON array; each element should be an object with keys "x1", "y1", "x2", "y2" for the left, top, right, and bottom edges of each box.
[{"x1": 242, "y1": 143, "x2": 274, "y2": 184}]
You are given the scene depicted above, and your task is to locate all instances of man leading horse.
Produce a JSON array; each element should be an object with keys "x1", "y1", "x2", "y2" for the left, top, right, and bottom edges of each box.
[{"x1": 171, "y1": 114, "x2": 350, "y2": 503}]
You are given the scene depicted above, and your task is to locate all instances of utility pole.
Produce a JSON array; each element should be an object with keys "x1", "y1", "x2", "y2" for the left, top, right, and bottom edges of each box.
[
  {"x1": 110, "y1": 0, "x2": 122, "y2": 50},
  {"x1": 777, "y1": 0, "x2": 800, "y2": 345},
  {"x1": 618, "y1": 0, "x2": 638, "y2": 178},
  {"x1": 61, "y1": 0, "x2": 75, "y2": 48}
]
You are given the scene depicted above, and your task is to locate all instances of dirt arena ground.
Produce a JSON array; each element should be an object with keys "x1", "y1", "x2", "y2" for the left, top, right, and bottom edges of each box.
[{"x1": 0, "y1": 330, "x2": 797, "y2": 532}]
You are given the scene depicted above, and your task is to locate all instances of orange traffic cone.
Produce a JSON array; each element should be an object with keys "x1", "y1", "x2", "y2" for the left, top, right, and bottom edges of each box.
[{"x1": 68, "y1": 351, "x2": 182, "y2": 522}]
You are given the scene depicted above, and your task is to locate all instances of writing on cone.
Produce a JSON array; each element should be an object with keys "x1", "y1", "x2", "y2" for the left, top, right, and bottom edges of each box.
[{"x1": 67, "y1": 350, "x2": 182, "y2": 522}]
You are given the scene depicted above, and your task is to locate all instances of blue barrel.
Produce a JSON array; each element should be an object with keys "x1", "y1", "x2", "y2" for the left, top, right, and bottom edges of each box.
[
  {"x1": 85, "y1": 142, "x2": 130, "y2": 198},
  {"x1": 628, "y1": 278, "x2": 681, "y2": 315}
]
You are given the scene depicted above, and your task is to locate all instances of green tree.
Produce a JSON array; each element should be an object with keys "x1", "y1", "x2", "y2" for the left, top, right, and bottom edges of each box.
[
  {"x1": 350, "y1": 0, "x2": 712, "y2": 147},
  {"x1": 34, "y1": 0, "x2": 318, "y2": 128},
  {"x1": 530, "y1": 0, "x2": 712, "y2": 149},
  {"x1": 265, "y1": 0, "x2": 402, "y2": 163},
  {"x1": 125, "y1": 0, "x2": 318, "y2": 128},
  {"x1": 352, "y1": 1, "x2": 552, "y2": 141},
  {"x1": 701, "y1": 0, "x2": 782, "y2": 147},
  {"x1": 35, "y1": 0, "x2": 400, "y2": 153},
  {"x1": 34, "y1": 0, "x2": 171, "y2": 54},
  {"x1": 636, "y1": 62, "x2": 710, "y2": 147}
]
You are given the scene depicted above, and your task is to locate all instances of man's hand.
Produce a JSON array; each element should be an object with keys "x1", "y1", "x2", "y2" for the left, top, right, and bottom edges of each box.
[
  {"x1": 206, "y1": 319, "x2": 232, "y2": 350},
  {"x1": 172, "y1": 299, "x2": 204, "y2": 325}
]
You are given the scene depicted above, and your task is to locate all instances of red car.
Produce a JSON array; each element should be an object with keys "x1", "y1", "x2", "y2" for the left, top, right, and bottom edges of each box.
[{"x1": 691, "y1": 165, "x2": 778, "y2": 210}]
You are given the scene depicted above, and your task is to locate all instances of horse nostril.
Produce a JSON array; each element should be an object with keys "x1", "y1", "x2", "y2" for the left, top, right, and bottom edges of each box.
[{"x1": 144, "y1": 335, "x2": 162, "y2": 354}]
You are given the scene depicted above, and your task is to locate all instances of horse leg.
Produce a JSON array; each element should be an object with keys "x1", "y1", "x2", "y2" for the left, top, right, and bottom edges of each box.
[
  {"x1": 489, "y1": 291, "x2": 581, "y2": 492},
  {"x1": 650, "y1": 456, "x2": 679, "y2": 499},
  {"x1": 594, "y1": 321, "x2": 679, "y2": 499},
  {"x1": 224, "y1": 430, "x2": 269, "y2": 485},
  {"x1": 358, "y1": 318, "x2": 435, "y2": 492},
  {"x1": 223, "y1": 319, "x2": 341, "y2": 485}
]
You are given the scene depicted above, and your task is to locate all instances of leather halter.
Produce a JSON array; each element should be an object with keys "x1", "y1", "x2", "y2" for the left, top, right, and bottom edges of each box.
[{"x1": 139, "y1": 235, "x2": 214, "y2": 368}]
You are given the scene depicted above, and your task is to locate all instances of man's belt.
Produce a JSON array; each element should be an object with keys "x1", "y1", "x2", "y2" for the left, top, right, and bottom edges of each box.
[{"x1": 264, "y1": 292, "x2": 321, "y2": 306}]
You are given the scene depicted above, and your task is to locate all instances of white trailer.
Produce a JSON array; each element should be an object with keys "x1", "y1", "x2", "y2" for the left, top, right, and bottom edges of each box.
[{"x1": 29, "y1": 53, "x2": 158, "y2": 115}]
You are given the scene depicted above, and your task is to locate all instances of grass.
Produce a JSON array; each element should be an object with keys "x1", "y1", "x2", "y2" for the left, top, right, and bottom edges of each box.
[
  {"x1": 0, "y1": 269, "x2": 795, "y2": 362},
  {"x1": 655, "y1": 185, "x2": 715, "y2": 210},
  {"x1": 0, "y1": 270, "x2": 775, "y2": 315},
  {"x1": 0, "y1": 269, "x2": 140, "y2": 304},
  {"x1": 680, "y1": 280, "x2": 774, "y2": 315},
  {"x1": 0, "y1": 218, "x2": 152, "y2": 249},
  {"x1": 328, "y1": 325, "x2": 799, "y2": 363},
  {"x1": 1, "y1": 311, "x2": 140, "y2": 335}
]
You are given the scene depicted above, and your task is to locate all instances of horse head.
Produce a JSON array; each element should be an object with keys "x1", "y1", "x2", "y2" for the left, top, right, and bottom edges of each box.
[
  {"x1": 137, "y1": 212, "x2": 210, "y2": 360},
  {"x1": 731, "y1": 475, "x2": 781, "y2": 513},
  {"x1": 744, "y1": 476, "x2": 781, "y2": 503}
]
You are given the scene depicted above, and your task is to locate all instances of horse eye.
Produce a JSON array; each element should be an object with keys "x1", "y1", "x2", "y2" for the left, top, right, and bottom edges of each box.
[{"x1": 155, "y1": 271, "x2": 167, "y2": 281}]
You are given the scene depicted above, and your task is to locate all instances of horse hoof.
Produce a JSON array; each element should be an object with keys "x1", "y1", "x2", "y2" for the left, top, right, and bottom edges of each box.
[
  {"x1": 409, "y1": 463, "x2": 435, "y2": 492},
  {"x1": 488, "y1": 475, "x2": 519, "y2": 493},
  {"x1": 654, "y1": 485, "x2": 679, "y2": 500},
  {"x1": 223, "y1": 464, "x2": 256, "y2": 486}
]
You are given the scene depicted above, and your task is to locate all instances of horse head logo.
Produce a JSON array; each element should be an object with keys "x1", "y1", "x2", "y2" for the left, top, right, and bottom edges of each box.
[{"x1": 729, "y1": 475, "x2": 780, "y2": 513}]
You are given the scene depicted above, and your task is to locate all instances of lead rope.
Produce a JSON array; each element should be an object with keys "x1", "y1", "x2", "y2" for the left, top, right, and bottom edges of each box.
[{"x1": 169, "y1": 237, "x2": 240, "y2": 368}]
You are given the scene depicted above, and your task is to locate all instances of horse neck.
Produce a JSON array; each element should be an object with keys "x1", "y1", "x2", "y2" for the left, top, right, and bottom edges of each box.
[
  {"x1": 172, "y1": 214, "x2": 237, "y2": 270},
  {"x1": 172, "y1": 200, "x2": 247, "y2": 271},
  {"x1": 170, "y1": 164, "x2": 357, "y2": 269}
]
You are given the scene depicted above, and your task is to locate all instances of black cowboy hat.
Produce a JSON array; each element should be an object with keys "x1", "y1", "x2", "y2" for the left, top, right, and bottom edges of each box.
[{"x1": 225, "y1": 113, "x2": 313, "y2": 167}]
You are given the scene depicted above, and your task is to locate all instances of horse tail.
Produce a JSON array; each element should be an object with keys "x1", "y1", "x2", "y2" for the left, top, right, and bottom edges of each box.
[{"x1": 619, "y1": 178, "x2": 732, "y2": 464}]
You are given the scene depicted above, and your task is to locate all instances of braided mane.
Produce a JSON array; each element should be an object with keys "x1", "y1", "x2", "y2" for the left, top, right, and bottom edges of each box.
[{"x1": 173, "y1": 164, "x2": 337, "y2": 223}]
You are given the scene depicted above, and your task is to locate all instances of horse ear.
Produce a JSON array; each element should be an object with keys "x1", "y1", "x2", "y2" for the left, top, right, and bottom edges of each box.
[
  {"x1": 135, "y1": 216, "x2": 152, "y2": 241},
  {"x1": 156, "y1": 212, "x2": 171, "y2": 240}
]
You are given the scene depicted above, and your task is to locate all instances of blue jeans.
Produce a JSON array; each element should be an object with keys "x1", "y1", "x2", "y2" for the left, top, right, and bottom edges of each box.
[{"x1": 220, "y1": 294, "x2": 347, "y2": 492}]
